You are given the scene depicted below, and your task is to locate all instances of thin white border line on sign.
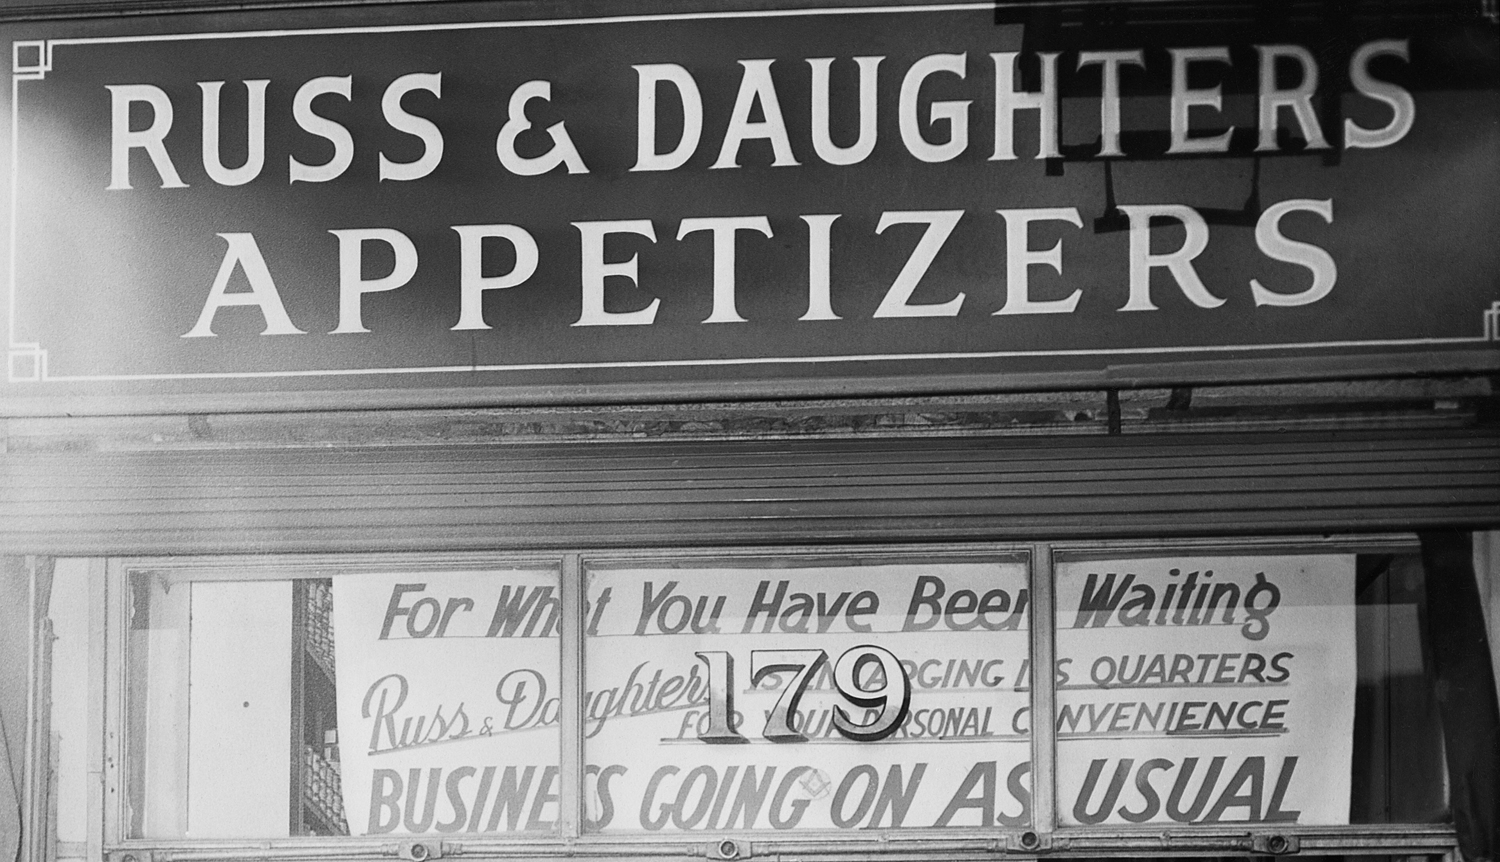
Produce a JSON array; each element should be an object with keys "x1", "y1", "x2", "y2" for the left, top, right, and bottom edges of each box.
[
  {"x1": 7, "y1": 68, "x2": 51, "y2": 380},
  {"x1": 7, "y1": 41, "x2": 52, "y2": 366},
  {"x1": 7, "y1": 69, "x2": 41, "y2": 350},
  {"x1": 43, "y1": 3, "x2": 998, "y2": 46},
  {"x1": 8, "y1": 70, "x2": 16, "y2": 350},
  {"x1": 32, "y1": 335, "x2": 1493, "y2": 383}
]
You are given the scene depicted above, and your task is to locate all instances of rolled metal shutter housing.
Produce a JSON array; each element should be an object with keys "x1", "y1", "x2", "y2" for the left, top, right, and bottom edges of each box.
[{"x1": 2, "y1": 427, "x2": 1495, "y2": 556}]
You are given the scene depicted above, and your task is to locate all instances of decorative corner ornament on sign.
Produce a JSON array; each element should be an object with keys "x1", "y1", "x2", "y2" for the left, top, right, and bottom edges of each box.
[
  {"x1": 9, "y1": 40, "x2": 50, "y2": 388},
  {"x1": 1484, "y1": 301, "x2": 1500, "y2": 341},
  {"x1": 11, "y1": 40, "x2": 50, "y2": 77},
  {"x1": 7, "y1": 344, "x2": 45, "y2": 383}
]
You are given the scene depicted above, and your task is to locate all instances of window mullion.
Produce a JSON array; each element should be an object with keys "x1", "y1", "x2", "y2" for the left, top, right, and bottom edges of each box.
[
  {"x1": 1029, "y1": 542, "x2": 1057, "y2": 835},
  {"x1": 559, "y1": 552, "x2": 584, "y2": 840},
  {"x1": 102, "y1": 559, "x2": 127, "y2": 848}
]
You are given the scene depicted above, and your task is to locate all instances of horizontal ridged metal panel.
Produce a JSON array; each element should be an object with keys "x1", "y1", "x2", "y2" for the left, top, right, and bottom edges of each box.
[{"x1": 2, "y1": 429, "x2": 1496, "y2": 555}]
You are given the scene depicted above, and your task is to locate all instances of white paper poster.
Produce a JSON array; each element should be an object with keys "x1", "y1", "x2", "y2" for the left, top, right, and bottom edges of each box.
[
  {"x1": 331, "y1": 568, "x2": 562, "y2": 835},
  {"x1": 327, "y1": 552, "x2": 1356, "y2": 835},
  {"x1": 1053, "y1": 554, "x2": 1356, "y2": 826},
  {"x1": 581, "y1": 560, "x2": 1033, "y2": 832}
]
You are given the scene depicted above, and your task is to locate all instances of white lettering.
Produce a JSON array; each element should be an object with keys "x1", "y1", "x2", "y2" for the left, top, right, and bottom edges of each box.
[
  {"x1": 290, "y1": 76, "x2": 354, "y2": 184},
  {"x1": 1256, "y1": 45, "x2": 1328, "y2": 151},
  {"x1": 496, "y1": 80, "x2": 588, "y2": 176},
  {"x1": 1251, "y1": 198, "x2": 1337, "y2": 306},
  {"x1": 1076, "y1": 50, "x2": 1143, "y2": 157},
  {"x1": 451, "y1": 224, "x2": 539, "y2": 330},
  {"x1": 713, "y1": 60, "x2": 799, "y2": 169},
  {"x1": 1168, "y1": 47, "x2": 1234, "y2": 154},
  {"x1": 1345, "y1": 39, "x2": 1414, "y2": 149},
  {"x1": 873, "y1": 210, "x2": 965, "y2": 317},
  {"x1": 1119, "y1": 204, "x2": 1224, "y2": 311},
  {"x1": 379, "y1": 72, "x2": 444, "y2": 182},
  {"x1": 107, "y1": 84, "x2": 185, "y2": 190},
  {"x1": 573, "y1": 220, "x2": 659, "y2": 326},
  {"x1": 330, "y1": 228, "x2": 419, "y2": 334},
  {"x1": 994, "y1": 207, "x2": 1083, "y2": 315},
  {"x1": 183, "y1": 233, "x2": 303, "y2": 337},
  {"x1": 991, "y1": 51, "x2": 1060, "y2": 160},
  {"x1": 800, "y1": 214, "x2": 841, "y2": 321},
  {"x1": 199, "y1": 80, "x2": 267, "y2": 186},
  {"x1": 808, "y1": 56, "x2": 881, "y2": 166},
  {"x1": 900, "y1": 53, "x2": 970, "y2": 163},
  {"x1": 632, "y1": 64, "x2": 703, "y2": 172},
  {"x1": 676, "y1": 216, "x2": 774, "y2": 323}
]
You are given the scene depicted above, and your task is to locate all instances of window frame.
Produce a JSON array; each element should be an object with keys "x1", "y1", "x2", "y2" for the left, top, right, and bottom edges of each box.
[{"x1": 96, "y1": 537, "x2": 1460, "y2": 861}]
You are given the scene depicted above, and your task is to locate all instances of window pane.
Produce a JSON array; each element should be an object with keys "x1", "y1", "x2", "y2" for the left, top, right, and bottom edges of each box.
[
  {"x1": 127, "y1": 577, "x2": 292, "y2": 838},
  {"x1": 331, "y1": 566, "x2": 563, "y2": 836},
  {"x1": 126, "y1": 563, "x2": 563, "y2": 839},
  {"x1": 1052, "y1": 550, "x2": 1449, "y2": 828},
  {"x1": 1349, "y1": 553, "x2": 1449, "y2": 823},
  {"x1": 582, "y1": 554, "x2": 1031, "y2": 834}
]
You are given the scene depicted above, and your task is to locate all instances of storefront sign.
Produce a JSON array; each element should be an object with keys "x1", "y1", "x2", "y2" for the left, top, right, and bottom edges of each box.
[
  {"x1": 2, "y1": 4, "x2": 1497, "y2": 413},
  {"x1": 1055, "y1": 554, "x2": 1356, "y2": 826}
]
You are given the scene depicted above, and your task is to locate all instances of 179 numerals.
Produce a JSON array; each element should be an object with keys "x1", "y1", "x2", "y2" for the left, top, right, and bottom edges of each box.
[{"x1": 694, "y1": 645, "x2": 912, "y2": 744}]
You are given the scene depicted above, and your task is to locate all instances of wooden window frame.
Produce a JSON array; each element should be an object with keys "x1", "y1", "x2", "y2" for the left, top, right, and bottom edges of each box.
[{"x1": 92, "y1": 537, "x2": 1459, "y2": 862}]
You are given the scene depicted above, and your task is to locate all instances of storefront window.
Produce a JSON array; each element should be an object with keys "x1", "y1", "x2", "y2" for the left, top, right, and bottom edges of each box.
[
  {"x1": 581, "y1": 553, "x2": 1031, "y2": 833},
  {"x1": 1054, "y1": 551, "x2": 1360, "y2": 827},
  {"x1": 1349, "y1": 553, "x2": 1449, "y2": 824},
  {"x1": 1052, "y1": 549, "x2": 1449, "y2": 829},
  {"x1": 124, "y1": 560, "x2": 563, "y2": 839},
  {"x1": 127, "y1": 575, "x2": 295, "y2": 838},
  {"x1": 113, "y1": 540, "x2": 1458, "y2": 854}
]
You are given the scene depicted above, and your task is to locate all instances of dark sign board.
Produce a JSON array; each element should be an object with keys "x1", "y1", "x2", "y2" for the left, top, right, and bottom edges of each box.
[{"x1": 2, "y1": 2, "x2": 1497, "y2": 414}]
